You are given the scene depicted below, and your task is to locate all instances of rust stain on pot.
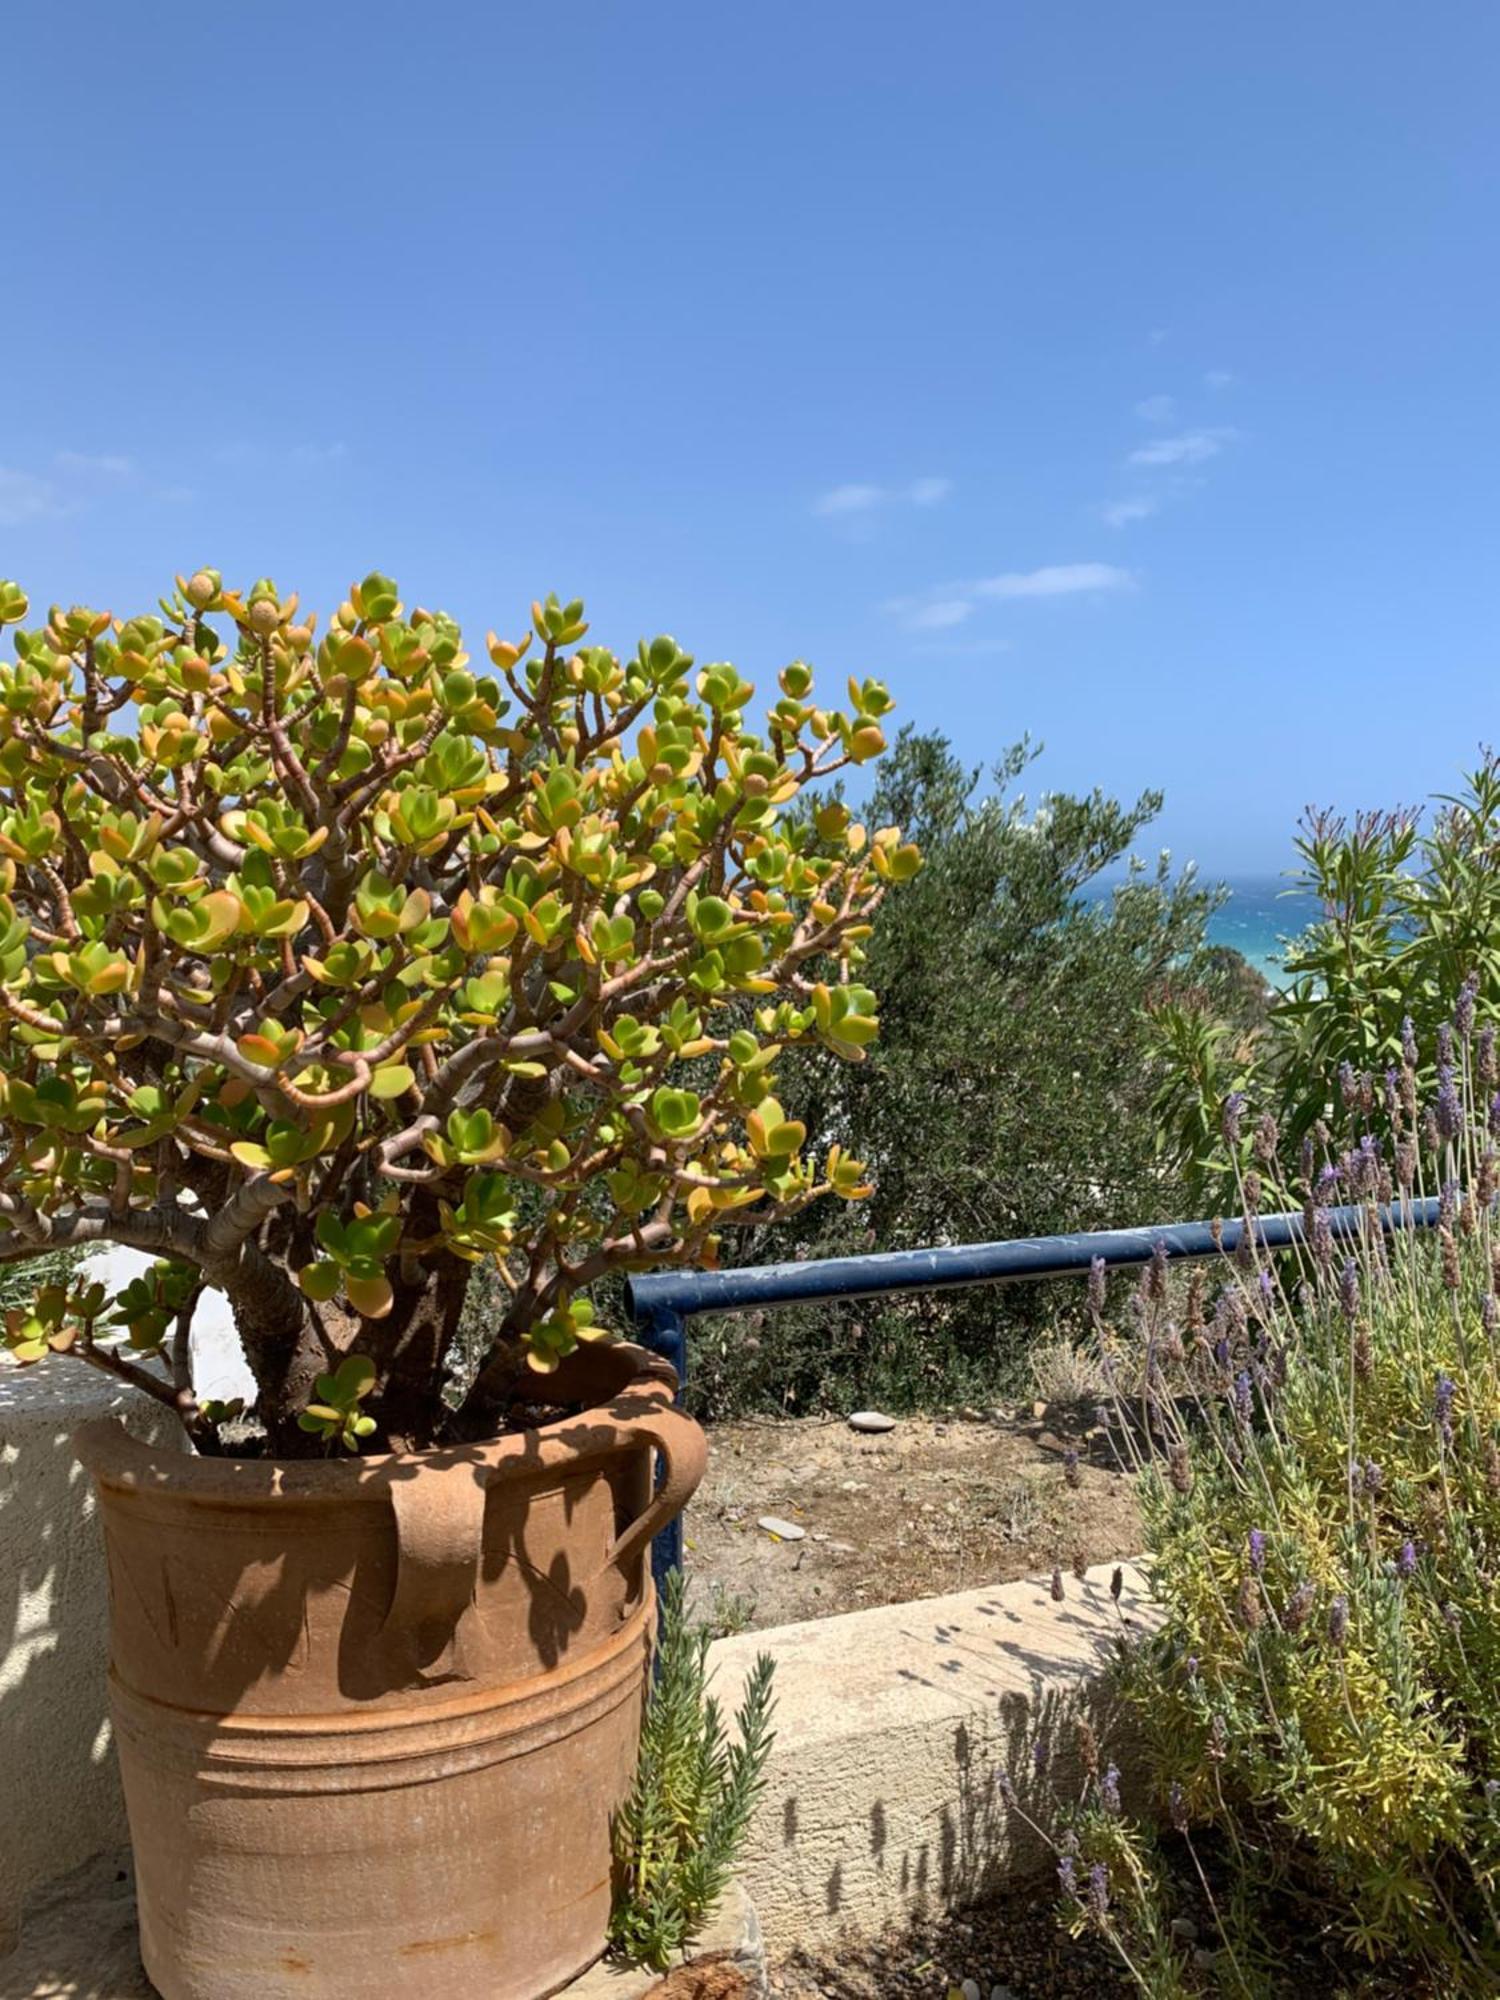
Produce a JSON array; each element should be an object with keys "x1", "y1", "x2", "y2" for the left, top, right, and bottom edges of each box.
[{"x1": 399, "y1": 1929, "x2": 495, "y2": 1955}]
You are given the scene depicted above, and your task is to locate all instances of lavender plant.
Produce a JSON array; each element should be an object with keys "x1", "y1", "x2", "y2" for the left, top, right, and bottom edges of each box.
[{"x1": 1069, "y1": 999, "x2": 1500, "y2": 1991}]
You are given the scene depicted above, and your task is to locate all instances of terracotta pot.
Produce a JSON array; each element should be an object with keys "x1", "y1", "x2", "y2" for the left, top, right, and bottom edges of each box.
[{"x1": 75, "y1": 1343, "x2": 707, "y2": 2000}]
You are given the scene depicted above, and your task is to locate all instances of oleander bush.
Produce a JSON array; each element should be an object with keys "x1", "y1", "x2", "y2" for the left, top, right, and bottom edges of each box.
[
  {"x1": 1153, "y1": 751, "x2": 1500, "y2": 1205},
  {"x1": 1061, "y1": 989, "x2": 1500, "y2": 1992},
  {"x1": 0, "y1": 571, "x2": 913, "y2": 1452}
]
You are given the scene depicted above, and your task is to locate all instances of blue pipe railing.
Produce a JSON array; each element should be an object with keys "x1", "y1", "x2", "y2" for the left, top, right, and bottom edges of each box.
[{"x1": 625, "y1": 1197, "x2": 1441, "y2": 1588}]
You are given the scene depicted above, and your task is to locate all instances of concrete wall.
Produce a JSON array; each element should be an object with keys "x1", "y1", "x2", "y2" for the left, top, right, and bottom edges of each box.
[
  {"x1": 0, "y1": 1363, "x2": 181, "y2": 1952},
  {"x1": 707, "y1": 1562, "x2": 1160, "y2": 1952}
]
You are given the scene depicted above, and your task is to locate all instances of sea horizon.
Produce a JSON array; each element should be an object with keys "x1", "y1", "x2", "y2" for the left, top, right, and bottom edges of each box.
[{"x1": 1083, "y1": 871, "x2": 1323, "y2": 989}]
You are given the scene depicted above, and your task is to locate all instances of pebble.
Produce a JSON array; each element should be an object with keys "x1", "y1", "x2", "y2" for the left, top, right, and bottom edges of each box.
[
  {"x1": 847, "y1": 1409, "x2": 897, "y2": 1433},
  {"x1": 961, "y1": 1981, "x2": 981, "y2": 2000},
  {"x1": 758, "y1": 1515, "x2": 806, "y2": 1542}
]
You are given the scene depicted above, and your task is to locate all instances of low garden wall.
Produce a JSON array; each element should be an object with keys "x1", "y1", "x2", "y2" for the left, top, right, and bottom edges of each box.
[{"x1": 0, "y1": 1366, "x2": 181, "y2": 1952}]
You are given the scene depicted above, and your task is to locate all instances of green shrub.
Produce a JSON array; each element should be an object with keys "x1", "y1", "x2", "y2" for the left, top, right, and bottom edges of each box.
[
  {"x1": 609, "y1": 1571, "x2": 776, "y2": 1970},
  {"x1": 1079, "y1": 997, "x2": 1500, "y2": 1991}
]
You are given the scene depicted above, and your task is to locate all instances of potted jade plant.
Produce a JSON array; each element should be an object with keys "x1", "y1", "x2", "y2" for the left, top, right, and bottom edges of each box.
[{"x1": 0, "y1": 570, "x2": 916, "y2": 2000}]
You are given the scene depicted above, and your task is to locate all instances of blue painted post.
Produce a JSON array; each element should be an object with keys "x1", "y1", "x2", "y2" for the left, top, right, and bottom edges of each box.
[{"x1": 632, "y1": 1305, "x2": 688, "y2": 1602}]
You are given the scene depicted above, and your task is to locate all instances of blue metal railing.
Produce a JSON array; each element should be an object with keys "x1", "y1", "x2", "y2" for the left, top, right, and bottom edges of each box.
[{"x1": 624, "y1": 1197, "x2": 1441, "y2": 1587}]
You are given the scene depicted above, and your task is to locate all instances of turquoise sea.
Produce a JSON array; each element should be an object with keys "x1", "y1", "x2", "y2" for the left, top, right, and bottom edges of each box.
[{"x1": 1204, "y1": 877, "x2": 1324, "y2": 989}]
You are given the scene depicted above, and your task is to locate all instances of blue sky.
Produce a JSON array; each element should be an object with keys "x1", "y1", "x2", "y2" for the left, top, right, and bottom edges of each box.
[{"x1": 6, "y1": 1, "x2": 1498, "y2": 875}]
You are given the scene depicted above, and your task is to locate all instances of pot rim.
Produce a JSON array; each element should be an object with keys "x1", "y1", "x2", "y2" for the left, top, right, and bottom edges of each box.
[{"x1": 73, "y1": 1339, "x2": 690, "y2": 1507}]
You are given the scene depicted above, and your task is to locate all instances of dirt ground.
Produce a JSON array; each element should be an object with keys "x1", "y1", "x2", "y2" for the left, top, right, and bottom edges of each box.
[{"x1": 682, "y1": 1401, "x2": 1141, "y2": 1634}]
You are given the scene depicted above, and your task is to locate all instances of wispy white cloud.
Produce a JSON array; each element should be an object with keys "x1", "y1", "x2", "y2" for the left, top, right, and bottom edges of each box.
[
  {"x1": 0, "y1": 468, "x2": 64, "y2": 528},
  {"x1": 814, "y1": 477, "x2": 952, "y2": 519},
  {"x1": 213, "y1": 438, "x2": 349, "y2": 473},
  {"x1": 1147, "y1": 327, "x2": 1169, "y2": 347},
  {"x1": 907, "y1": 597, "x2": 974, "y2": 630},
  {"x1": 1134, "y1": 395, "x2": 1175, "y2": 423},
  {"x1": 1204, "y1": 368, "x2": 1236, "y2": 390},
  {"x1": 815, "y1": 482, "x2": 885, "y2": 517},
  {"x1": 1128, "y1": 428, "x2": 1236, "y2": 468},
  {"x1": 974, "y1": 562, "x2": 1134, "y2": 600},
  {"x1": 1100, "y1": 496, "x2": 1160, "y2": 529},
  {"x1": 908, "y1": 476, "x2": 952, "y2": 507},
  {"x1": 0, "y1": 449, "x2": 144, "y2": 526},
  {"x1": 54, "y1": 451, "x2": 134, "y2": 478},
  {"x1": 885, "y1": 562, "x2": 1133, "y2": 631}
]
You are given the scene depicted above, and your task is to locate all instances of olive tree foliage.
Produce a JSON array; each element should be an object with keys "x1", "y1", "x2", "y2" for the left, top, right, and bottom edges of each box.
[
  {"x1": 0, "y1": 571, "x2": 916, "y2": 1452},
  {"x1": 690, "y1": 731, "x2": 1238, "y2": 1416}
]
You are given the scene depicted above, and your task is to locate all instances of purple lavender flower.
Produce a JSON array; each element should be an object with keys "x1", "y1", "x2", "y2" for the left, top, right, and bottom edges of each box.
[
  {"x1": 1087, "y1": 1254, "x2": 1106, "y2": 1316},
  {"x1": 1100, "y1": 1764, "x2": 1122, "y2": 1815},
  {"x1": 1311, "y1": 1205, "x2": 1334, "y2": 1267},
  {"x1": 1032, "y1": 1737, "x2": 1049, "y2": 1777},
  {"x1": 1384, "y1": 1067, "x2": 1401, "y2": 1122},
  {"x1": 1146, "y1": 1237, "x2": 1169, "y2": 1301},
  {"x1": 1481, "y1": 1024, "x2": 1498, "y2": 1087},
  {"x1": 1057, "y1": 1852, "x2": 1078, "y2": 1899},
  {"x1": 1362, "y1": 1460, "x2": 1384, "y2": 1496},
  {"x1": 1185, "y1": 1654, "x2": 1200, "y2": 1680},
  {"x1": 1440, "y1": 1178, "x2": 1459, "y2": 1228},
  {"x1": 1328, "y1": 1594, "x2": 1349, "y2": 1647},
  {"x1": 1087, "y1": 1861, "x2": 1110, "y2": 1923},
  {"x1": 1253, "y1": 1111, "x2": 1278, "y2": 1164},
  {"x1": 1283, "y1": 1579, "x2": 1316, "y2": 1631},
  {"x1": 1402, "y1": 1015, "x2": 1419, "y2": 1068},
  {"x1": 1248, "y1": 1528, "x2": 1267, "y2": 1573},
  {"x1": 1456, "y1": 975, "x2": 1479, "y2": 1040},
  {"x1": 1233, "y1": 1369, "x2": 1254, "y2": 1425},
  {"x1": 1434, "y1": 1372, "x2": 1456, "y2": 1444},
  {"x1": 1484, "y1": 1294, "x2": 1499, "y2": 1339},
  {"x1": 1339, "y1": 1256, "x2": 1360, "y2": 1324},
  {"x1": 1338, "y1": 1060, "x2": 1357, "y2": 1108},
  {"x1": 1396, "y1": 1140, "x2": 1416, "y2": 1193},
  {"x1": 1222, "y1": 1091, "x2": 1245, "y2": 1146},
  {"x1": 1438, "y1": 1022, "x2": 1454, "y2": 1067},
  {"x1": 1490, "y1": 1091, "x2": 1500, "y2": 1141},
  {"x1": 1436, "y1": 1066, "x2": 1463, "y2": 1142},
  {"x1": 996, "y1": 1768, "x2": 1017, "y2": 1805},
  {"x1": 1397, "y1": 1539, "x2": 1417, "y2": 1579}
]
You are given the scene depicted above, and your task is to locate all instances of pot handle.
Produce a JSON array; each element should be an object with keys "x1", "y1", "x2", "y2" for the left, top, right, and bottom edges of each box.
[
  {"x1": 604, "y1": 1401, "x2": 708, "y2": 1580},
  {"x1": 382, "y1": 1464, "x2": 490, "y2": 1660}
]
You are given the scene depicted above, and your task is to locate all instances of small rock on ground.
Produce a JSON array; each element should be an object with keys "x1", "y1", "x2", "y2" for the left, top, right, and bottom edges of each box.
[
  {"x1": 757, "y1": 1516, "x2": 806, "y2": 1542},
  {"x1": 846, "y1": 1411, "x2": 897, "y2": 1433}
]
